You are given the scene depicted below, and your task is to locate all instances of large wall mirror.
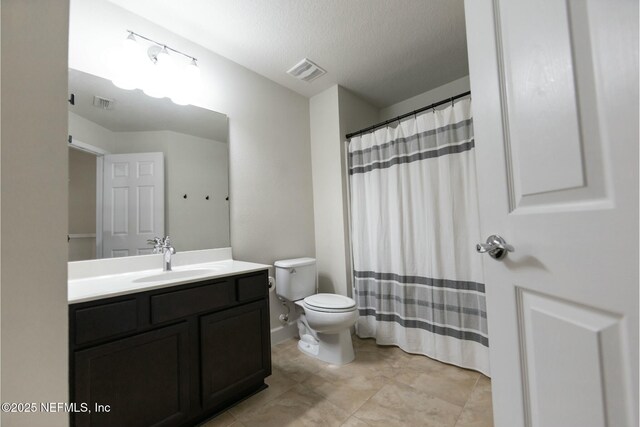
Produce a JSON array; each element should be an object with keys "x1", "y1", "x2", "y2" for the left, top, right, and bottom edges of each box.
[{"x1": 68, "y1": 68, "x2": 229, "y2": 261}]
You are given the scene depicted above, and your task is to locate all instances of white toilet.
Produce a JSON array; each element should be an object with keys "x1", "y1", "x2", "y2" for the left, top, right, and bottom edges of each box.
[{"x1": 274, "y1": 257, "x2": 358, "y2": 365}]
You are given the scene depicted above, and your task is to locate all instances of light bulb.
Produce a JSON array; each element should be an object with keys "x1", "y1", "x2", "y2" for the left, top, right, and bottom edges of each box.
[
  {"x1": 112, "y1": 33, "x2": 145, "y2": 90},
  {"x1": 122, "y1": 33, "x2": 139, "y2": 57},
  {"x1": 185, "y1": 59, "x2": 201, "y2": 85},
  {"x1": 159, "y1": 48, "x2": 180, "y2": 93},
  {"x1": 142, "y1": 46, "x2": 169, "y2": 98},
  {"x1": 170, "y1": 91, "x2": 190, "y2": 106},
  {"x1": 170, "y1": 83, "x2": 190, "y2": 105},
  {"x1": 142, "y1": 66, "x2": 165, "y2": 98},
  {"x1": 169, "y1": 59, "x2": 201, "y2": 105}
]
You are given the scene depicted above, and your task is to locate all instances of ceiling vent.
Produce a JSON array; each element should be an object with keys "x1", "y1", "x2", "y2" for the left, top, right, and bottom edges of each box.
[
  {"x1": 92, "y1": 95, "x2": 115, "y2": 110},
  {"x1": 287, "y1": 58, "x2": 326, "y2": 83}
]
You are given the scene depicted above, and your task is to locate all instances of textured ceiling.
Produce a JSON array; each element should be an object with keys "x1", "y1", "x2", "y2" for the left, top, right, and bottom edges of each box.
[{"x1": 107, "y1": 0, "x2": 468, "y2": 108}]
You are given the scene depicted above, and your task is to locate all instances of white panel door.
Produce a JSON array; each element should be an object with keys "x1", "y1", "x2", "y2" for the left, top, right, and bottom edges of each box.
[
  {"x1": 465, "y1": 1, "x2": 638, "y2": 426},
  {"x1": 102, "y1": 153, "x2": 164, "y2": 257}
]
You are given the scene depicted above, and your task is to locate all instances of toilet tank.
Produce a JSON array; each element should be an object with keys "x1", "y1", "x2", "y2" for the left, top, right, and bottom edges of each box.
[{"x1": 274, "y1": 257, "x2": 316, "y2": 301}]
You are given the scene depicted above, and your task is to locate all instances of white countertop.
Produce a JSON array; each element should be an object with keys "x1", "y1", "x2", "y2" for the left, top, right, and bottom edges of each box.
[{"x1": 68, "y1": 248, "x2": 271, "y2": 304}]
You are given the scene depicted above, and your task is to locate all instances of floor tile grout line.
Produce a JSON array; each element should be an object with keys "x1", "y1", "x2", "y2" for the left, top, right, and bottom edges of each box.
[
  {"x1": 300, "y1": 353, "x2": 390, "y2": 420},
  {"x1": 352, "y1": 414, "x2": 372, "y2": 426},
  {"x1": 350, "y1": 379, "x2": 394, "y2": 419},
  {"x1": 228, "y1": 383, "x2": 297, "y2": 420},
  {"x1": 295, "y1": 379, "x2": 357, "y2": 422},
  {"x1": 342, "y1": 385, "x2": 384, "y2": 419},
  {"x1": 344, "y1": 413, "x2": 372, "y2": 427},
  {"x1": 452, "y1": 374, "x2": 481, "y2": 427}
]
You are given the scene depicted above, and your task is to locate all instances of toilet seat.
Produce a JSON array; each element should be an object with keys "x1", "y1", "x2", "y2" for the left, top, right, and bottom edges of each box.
[{"x1": 303, "y1": 293, "x2": 356, "y2": 313}]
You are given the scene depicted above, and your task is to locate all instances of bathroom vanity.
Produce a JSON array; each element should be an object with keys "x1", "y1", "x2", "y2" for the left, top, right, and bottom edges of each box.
[{"x1": 68, "y1": 253, "x2": 271, "y2": 427}]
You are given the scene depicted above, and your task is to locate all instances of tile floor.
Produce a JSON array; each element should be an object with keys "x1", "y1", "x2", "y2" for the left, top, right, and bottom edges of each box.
[{"x1": 201, "y1": 336, "x2": 493, "y2": 427}]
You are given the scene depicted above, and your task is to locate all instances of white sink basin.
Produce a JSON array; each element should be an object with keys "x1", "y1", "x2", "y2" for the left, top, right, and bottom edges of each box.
[{"x1": 133, "y1": 268, "x2": 222, "y2": 283}]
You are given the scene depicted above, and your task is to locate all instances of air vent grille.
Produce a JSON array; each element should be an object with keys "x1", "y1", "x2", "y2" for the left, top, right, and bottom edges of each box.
[
  {"x1": 287, "y1": 58, "x2": 326, "y2": 82},
  {"x1": 92, "y1": 96, "x2": 115, "y2": 110}
]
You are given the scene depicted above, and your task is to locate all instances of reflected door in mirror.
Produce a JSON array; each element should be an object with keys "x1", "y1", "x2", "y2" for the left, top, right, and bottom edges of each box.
[{"x1": 101, "y1": 153, "x2": 164, "y2": 258}]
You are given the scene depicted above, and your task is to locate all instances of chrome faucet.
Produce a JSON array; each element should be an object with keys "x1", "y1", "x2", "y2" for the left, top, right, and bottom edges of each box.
[{"x1": 148, "y1": 236, "x2": 176, "y2": 271}]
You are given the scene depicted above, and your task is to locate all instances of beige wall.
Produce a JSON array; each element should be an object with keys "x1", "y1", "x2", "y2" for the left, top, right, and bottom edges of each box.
[
  {"x1": 1, "y1": 0, "x2": 70, "y2": 425},
  {"x1": 379, "y1": 76, "x2": 470, "y2": 120},
  {"x1": 309, "y1": 86, "x2": 342, "y2": 294},
  {"x1": 1, "y1": 1, "x2": 3, "y2": 405},
  {"x1": 68, "y1": 111, "x2": 113, "y2": 150},
  {"x1": 69, "y1": 0, "x2": 315, "y2": 331},
  {"x1": 161, "y1": 132, "x2": 229, "y2": 251},
  {"x1": 309, "y1": 86, "x2": 378, "y2": 298},
  {"x1": 68, "y1": 148, "x2": 97, "y2": 261}
]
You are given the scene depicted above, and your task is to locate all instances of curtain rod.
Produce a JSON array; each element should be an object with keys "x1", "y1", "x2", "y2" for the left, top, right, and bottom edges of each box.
[{"x1": 345, "y1": 90, "x2": 471, "y2": 140}]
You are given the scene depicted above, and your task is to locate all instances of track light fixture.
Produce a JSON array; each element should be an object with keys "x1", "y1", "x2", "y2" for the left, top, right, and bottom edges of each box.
[{"x1": 110, "y1": 30, "x2": 201, "y2": 106}]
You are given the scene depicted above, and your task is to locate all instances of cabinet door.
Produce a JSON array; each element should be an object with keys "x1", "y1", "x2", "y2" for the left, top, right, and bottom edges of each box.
[
  {"x1": 200, "y1": 300, "x2": 271, "y2": 409},
  {"x1": 73, "y1": 323, "x2": 190, "y2": 427}
]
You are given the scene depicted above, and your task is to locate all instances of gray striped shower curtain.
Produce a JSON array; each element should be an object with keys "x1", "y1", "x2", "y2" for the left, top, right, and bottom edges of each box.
[{"x1": 348, "y1": 98, "x2": 489, "y2": 375}]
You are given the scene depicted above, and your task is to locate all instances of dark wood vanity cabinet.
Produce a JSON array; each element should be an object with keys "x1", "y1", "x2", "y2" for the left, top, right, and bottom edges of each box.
[
  {"x1": 73, "y1": 323, "x2": 191, "y2": 427},
  {"x1": 69, "y1": 270, "x2": 271, "y2": 427},
  {"x1": 200, "y1": 300, "x2": 271, "y2": 409}
]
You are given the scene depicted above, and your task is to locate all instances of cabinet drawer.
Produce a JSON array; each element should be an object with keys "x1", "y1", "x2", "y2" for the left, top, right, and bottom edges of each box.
[
  {"x1": 74, "y1": 299, "x2": 138, "y2": 346},
  {"x1": 151, "y1": 280, "x2": 233, "y2": 324},
  {"x1": 236, "y1": 273, "x2": 268, "y2": 303}
]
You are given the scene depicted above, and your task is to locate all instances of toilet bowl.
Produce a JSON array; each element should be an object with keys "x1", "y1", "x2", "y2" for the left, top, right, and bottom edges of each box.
[
  {"x1": 301, "y1": 293, "x2": 358, "y2": 333},
  {"x1": 294, "y1": 294, "x2": 358, "y2": 365},
  {"x1": 274, "y1": 258, "x2": 358, "y2": 365}
]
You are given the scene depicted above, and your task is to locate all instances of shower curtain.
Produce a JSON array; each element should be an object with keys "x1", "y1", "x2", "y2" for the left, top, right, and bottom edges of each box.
[{"x1": 348, "y1": 98, "x2": 489, "y2": 375}]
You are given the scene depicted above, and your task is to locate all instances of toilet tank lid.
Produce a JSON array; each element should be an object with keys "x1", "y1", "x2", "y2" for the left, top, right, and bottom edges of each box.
[{"x1": 274, "y1": 257, "x2": 316, "y2": 268}]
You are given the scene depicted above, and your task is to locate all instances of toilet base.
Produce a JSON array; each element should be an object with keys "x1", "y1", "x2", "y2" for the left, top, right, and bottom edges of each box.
[
  {"x1": 297, "y1": 329, "x2": 355, "y2": 365},
  {"x1": 297, "y1": 333, "x2": 320, "y2": 356}
]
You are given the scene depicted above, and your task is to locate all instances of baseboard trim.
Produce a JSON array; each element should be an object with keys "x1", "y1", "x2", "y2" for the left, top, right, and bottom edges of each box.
[{"x1": 270, "y1": 322, "x2": 297, "y2": 345}]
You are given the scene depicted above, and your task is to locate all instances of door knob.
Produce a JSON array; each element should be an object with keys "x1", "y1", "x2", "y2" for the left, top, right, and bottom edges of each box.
[{"x1": 476, "y1": 235, "x2": 514, "y2": 260}]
